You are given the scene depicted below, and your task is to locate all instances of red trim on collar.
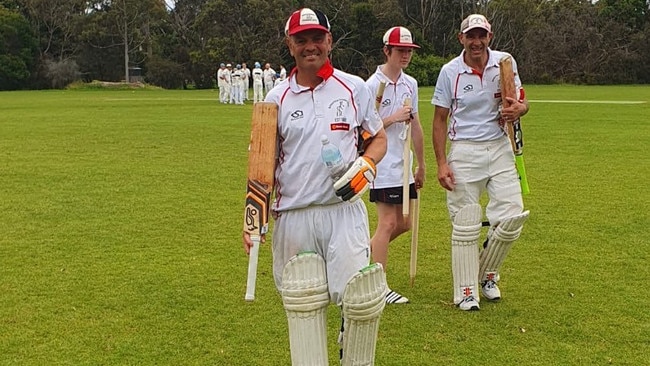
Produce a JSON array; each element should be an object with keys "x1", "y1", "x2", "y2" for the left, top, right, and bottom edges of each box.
[{"x1": 316, "y1": 59, "x2": 334, "y2": 80}]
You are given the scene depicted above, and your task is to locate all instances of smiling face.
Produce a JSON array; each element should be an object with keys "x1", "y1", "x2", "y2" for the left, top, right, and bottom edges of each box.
[
  {"x1": 459, "y1": 28, "x2": 492, "y2": 66},
  {"x1": 286, "y1": 29, "x2": 332, "y2": 73}
]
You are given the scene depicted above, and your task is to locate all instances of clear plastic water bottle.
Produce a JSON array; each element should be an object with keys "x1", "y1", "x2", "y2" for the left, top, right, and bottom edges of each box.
[{"x1": 320, "y1": 135, "x2": 346, "y2": 181}]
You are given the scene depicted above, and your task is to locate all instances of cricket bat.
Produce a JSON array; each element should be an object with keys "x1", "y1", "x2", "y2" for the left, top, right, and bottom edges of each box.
[
  {"x1": 402, "y1": 98, "x2": 412, "y2": 217},
  {"x1": 244, "y1": 102, "x2": 278, "y2": 301},
  {"x1": 375, "y1": 81, "x2": 386, "y2": 110},
  {"x1": 409, "y1": 194, "x2": 420, "y2": 287},
  {"x1": 499, "y1": 56, "x2": 530, "y2": 194}
]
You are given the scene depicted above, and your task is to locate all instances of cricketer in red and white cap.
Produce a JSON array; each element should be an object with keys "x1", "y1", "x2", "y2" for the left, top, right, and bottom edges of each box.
[
  {"x1": 431, "y1": 13, "x2": 530, "y2": 312},
  {"x1": 366, "y1": 26, "x2": 426, "y2": 306},
  {"x1": 242, "y1": 7, "x2": 388, "y2": 366}
]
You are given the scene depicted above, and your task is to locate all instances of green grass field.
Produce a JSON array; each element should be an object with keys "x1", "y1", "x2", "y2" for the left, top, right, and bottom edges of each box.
[{"x1": 1, "y1": 85, "x2": 649, "y2": 365}]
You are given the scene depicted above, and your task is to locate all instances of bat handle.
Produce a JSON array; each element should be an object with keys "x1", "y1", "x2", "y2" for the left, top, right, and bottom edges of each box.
[{"x1": 244, "y1": 236, "x2": 261, "y2": 301}]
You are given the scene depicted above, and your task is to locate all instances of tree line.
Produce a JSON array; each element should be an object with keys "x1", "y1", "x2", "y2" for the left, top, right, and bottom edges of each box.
[{"x1": 1, "y1": 0, "x2": 649, "y2": 91}]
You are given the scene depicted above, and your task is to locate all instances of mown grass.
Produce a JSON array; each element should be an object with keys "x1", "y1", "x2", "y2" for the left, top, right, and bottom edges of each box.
[{"x1": 1, "y1": 85, "x2": 648, "y2": 365}]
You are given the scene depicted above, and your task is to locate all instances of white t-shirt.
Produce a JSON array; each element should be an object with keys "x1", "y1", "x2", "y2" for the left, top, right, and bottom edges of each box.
[
  {"x1": 432, "y1": 48, "x2": 524, "y2": 142},
  {"x1": 232, "y1": 69, "x2": 243, "y2": 81},
  {"x1": 223, "y1": 69, "x2": 232, "y2": 83},
  {"x1": 366, "y1": 66, "x2": 418, "y2": 189},
  {"x1": 217, "y1": 68, "x2": 226, "y2": 85},
  {"x1": 252, "y1": 68, "x2": 263, "y2": 84},
  {"x1": 265, "y1": 62, "x2": 383, "y2": 212},
  {"x1": 263, "y1": 68, "x2": 276, "y2": 83}
]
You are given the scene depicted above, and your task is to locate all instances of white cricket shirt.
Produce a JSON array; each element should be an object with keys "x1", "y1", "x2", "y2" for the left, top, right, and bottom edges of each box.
[
  {"x1": 265, "y1": 60, "x2": 383, "y2": 212},
  {"x1": 366, "y1": 66, "x2": 418, "y2": 189},
  {"x1": 252, "y1": 68, "x2": 263, "y2": 83},
  {"x1": 432, "y1": 48, "x2": 524, "y2": 141}
]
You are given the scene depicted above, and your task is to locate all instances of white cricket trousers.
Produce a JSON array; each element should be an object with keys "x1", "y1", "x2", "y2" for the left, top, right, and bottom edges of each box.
[
  {"x1": 272, "y1": 200, "x2": 371, "y2": 305},
  {"x1": 253, "y1": 81, "x2": 263, "y2": 103},
  {"x1": 447, "y1": 136, "x2": 523, "y2": 225}
]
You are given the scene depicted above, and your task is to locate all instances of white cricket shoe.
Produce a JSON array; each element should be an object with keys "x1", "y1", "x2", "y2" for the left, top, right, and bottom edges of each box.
[
  {"x1": 458, "y1": 295, "x2": 480, "y2": 311},
  {"x1": 385, "y1": 289, "x2": 409, "y2": 304},
  {"x1": 481, "y1": 280, "x2": 501, "y2": 301}
]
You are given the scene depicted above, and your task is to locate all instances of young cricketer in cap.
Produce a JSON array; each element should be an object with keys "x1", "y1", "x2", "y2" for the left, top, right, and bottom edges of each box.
[
  {"x1": 366, "y1": 26, "x2": 426, "y2": 305},
  {"x1": 242, "y1": 7, "x2": 389, "y2": 365},
  {"x1": 431, "y1": 14, "x2": 530, "y2": 311}
]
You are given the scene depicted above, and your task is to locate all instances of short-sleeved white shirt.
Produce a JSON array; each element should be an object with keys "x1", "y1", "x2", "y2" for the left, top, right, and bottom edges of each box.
[
  {"x1": 265, "y1": 61, "x2": 383, "y2": 212},
  {"x1": 366, "y1": 66, "x2": 418, "y2": 188},
  {"x1": 223, "y1": 69, "x2": 232, "y2": 83},
  {"x1": 252, "y1": 68, "x2": 263, "y2": 83},
  {"x1": 263, "y1": 68, "x2": 276, "y2": 83},
  {"x1": 432, "y1": 48, "x2": 524, "y2": 141}
]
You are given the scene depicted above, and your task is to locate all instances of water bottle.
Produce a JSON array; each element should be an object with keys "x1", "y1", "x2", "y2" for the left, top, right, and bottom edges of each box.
[{"x1": 320, "y1": 135, "x2": 346, "y2": 181}]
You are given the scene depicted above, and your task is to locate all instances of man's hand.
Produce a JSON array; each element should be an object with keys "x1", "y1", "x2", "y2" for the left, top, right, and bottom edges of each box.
[
  {"x1": 333, "y1": 156, "x2": 376, "y2": 202},
  {"x1": 414, "y1": 165, "x2": 426, "y2": 190},
  {"x1": 437, "y1": 163, "x2": 455, "y2": 191},
  {"x1": 242, "y1": 232, "x2": 265, "y2": 255}
]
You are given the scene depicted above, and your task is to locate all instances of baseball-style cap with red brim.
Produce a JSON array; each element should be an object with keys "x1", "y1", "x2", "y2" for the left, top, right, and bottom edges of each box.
[
  {"x1": 285, "y1": 8, "x2": 331, "y2": 36},
  {"x1": 383, "y1": 26, "x2": 420, "y2": 48},
  {"x1": 460, "y1": 14, "x2": 491, "y2": 33}
]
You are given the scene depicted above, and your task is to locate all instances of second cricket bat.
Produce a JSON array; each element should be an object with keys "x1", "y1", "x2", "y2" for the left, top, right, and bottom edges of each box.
[
  {"x1": 499, "y1": 56, "x2": 530, "y2": 194},
  {"x1": 243, "y1": 102, "x2": 278, "y2": 301},
  {"x1": 402, "y1": 97, "x2": 412, "y2": 217}
]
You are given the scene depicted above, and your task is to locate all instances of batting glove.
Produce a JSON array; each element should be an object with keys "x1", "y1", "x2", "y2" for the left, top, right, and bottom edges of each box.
[{"x1": 333, "y1": 156, "x2": 376, "y2": 202}]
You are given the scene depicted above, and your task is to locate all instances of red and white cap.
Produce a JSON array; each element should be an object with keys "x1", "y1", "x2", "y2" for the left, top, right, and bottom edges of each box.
[
  {"x1": 285, "y1": 8, "x2": 331, "y2": 36},
  {"x1": 460, "y1": 14, "x2": 491, "y2": 33},
  {"x1": 383, "y1": 26, "x2": 420, "y2": 48}
]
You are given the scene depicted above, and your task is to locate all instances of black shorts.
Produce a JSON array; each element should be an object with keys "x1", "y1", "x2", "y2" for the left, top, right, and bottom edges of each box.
[{"x1": 369, "y1": 184, "x2": 418, "y2": 204}]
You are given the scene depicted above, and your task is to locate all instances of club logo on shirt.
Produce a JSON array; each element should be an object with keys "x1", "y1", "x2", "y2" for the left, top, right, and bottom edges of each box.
[
  {"x1": 463, "y1": 84, "x2": 474, "y2": 93},
  {"x1": 329, "y1": 99, "x2": 349, "y2": 122},
  {"x1": 330, "y1": 123, "x2": 350, "y2": 131},
  {"x1": 290, "y1": 110, "x2": 304, "y2": 121},
  {"x1": 382, "y1": 98, "x2": 391, "y2": 107}
]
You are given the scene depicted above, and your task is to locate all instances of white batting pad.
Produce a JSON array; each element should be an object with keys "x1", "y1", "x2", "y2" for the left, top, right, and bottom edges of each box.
[
  {"x1": 451, "y1": 204, "x2": 482, "y2": 305},
  {"x1": 281, "y1": 252, "x2": 330, "y2": 366},
  {"x1": 479, "y1": 211, "x2": 530, "y2": 282},
  {"x1": 341, "y1": 263, "x2": 387, "y2": 366}
]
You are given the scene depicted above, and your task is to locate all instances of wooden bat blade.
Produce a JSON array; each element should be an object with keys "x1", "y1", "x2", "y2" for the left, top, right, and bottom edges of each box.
[
  {"x1": 244, "y1": 101, "x2": 278, "y2": 301},
  {"x1": 499, "y1": 56, "x2": 530, "y2": 194},
  {"x1": 375, "y1": 81, "x2": 386, "y2": 110},
  {"x1": 402, "y1": 98, "x2": 412, "y2": 217},
  {"x1": 409, "y1": 196, "x2": 420, "y2": 287}
]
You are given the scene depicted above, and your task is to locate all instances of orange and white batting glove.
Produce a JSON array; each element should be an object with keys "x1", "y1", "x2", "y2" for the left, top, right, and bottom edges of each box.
[{"x1": 333, "y1": 156, "x2": 376, "y2": 202}]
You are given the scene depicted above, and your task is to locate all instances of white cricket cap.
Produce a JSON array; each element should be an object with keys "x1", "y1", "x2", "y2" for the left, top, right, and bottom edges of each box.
[{"x1": 460, "y1": 14, "x2": 491, "y2": 33}]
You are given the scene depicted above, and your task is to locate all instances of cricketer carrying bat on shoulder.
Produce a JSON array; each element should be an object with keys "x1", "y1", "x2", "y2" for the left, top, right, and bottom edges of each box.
[
  {"x1": 242, "y1": 8, "x2": 389, "y2": 365},
  {"x1": 431, "y1": 14, "x2": 530, "y2": 312}
]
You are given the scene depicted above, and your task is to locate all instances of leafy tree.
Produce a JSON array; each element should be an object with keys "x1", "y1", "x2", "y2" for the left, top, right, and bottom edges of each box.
[{"x1": 0, "y1": 6, "x2": 38, "y2": 90}]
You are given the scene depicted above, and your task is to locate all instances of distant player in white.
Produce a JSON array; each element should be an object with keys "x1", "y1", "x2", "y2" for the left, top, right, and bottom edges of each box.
[
  {"x1": 223, "y1": 64, "x2": 232, "y2": 104},
  {"x1": 217, "y1": 63, "x2": 228, "y2": 103},
  {"x1": 230, "y1": 64, "x2": 244, "y2": 105},
  {"x1": 279, "y1": 64, "x2": 287, "y2": 81},
  {"x1": 241, "y1": 62, "x2": 251, "y2": 101},
  {"x1": 263, "y1": 63, "x2": 276, "y2": 95},
  {"x1": 252, "y1": 62, "x2": 264, "y2": 103}
]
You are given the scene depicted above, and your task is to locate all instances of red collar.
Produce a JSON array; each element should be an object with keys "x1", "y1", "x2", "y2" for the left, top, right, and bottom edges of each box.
[{"x1": 289, "y1": 59, "x2": 334, "y2": 81}]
